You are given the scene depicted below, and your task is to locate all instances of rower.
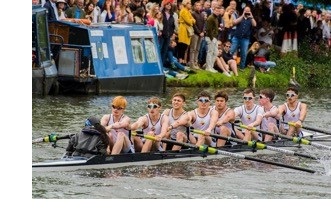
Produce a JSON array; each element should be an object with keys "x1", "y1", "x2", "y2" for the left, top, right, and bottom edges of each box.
[
  {"x1": 100, "y1": 96, "x2": 134, "y2": 155},
  {"x1": 258, "y1": 88, "x2": 280, "y2": 142},
  {"x1": 65, "y1": 116, "x2": 110, "y2": 157},
  {"x1": 187, "y1": 90, "x2": 218, "y2": 147},
  {"x1": 234, "y1": 88, "x2": 264, "y2": 141},
  {"x1": 212, "y1": 90, "x2": 236, "y2": 147},
  {"x1": 130, "y1": 97, "x2": 169, "y2": 153},
  {"x1": 278, "y1": 86, "x2": 308, "y2": 137},
  {"x1": 163, "y1": 93, "x2": 193, "y2": 151}
]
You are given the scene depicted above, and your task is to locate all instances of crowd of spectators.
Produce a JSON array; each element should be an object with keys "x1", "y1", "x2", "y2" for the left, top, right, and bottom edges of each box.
[{"x1": 34, "y1": 0, "x2": 331, "y2": 78}]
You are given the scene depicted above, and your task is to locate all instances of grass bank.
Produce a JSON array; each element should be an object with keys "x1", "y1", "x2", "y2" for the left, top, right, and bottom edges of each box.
[{"x1": 167, "y1": 45, "x2": 331, "y2": 89}]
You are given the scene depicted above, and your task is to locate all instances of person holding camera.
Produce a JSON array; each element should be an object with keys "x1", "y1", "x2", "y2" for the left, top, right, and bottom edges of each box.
[{"x1": 229, "y1": 6, "x2": 257, "y2": 71}]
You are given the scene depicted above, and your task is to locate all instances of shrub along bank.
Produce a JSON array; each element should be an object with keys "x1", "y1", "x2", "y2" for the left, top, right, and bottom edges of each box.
[{"x1": 167, "y1": 46, "x2": 331, "y2": 89}]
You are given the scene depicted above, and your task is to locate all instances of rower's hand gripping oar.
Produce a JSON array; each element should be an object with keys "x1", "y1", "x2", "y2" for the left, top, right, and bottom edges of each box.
[
  {"x1": 284, "y1": 121, "x2": 331, "y2": 136},
  {"x1": 191, "y1": 129, "x2": 318, "y2": 160},
  {"x1": 235, "y1": 124, "x2": 331, "y2": 151},
  {"x1": 32, "y1": 133, "x2": 73, "y2": 144},
  {"x1": 133, "y1": 132, "x2": 317, "y2": 174}
]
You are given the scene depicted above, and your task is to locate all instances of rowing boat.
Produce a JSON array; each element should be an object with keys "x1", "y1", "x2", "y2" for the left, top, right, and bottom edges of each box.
[
  {"x1": 32, "y1": 140, "x2": 300, "y2": 169},
  {"x1": 32, "y1": 128, "x2": 330, "y2": 173}
]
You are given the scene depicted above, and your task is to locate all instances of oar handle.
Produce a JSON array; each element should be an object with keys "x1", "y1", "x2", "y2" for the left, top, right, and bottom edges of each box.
[
  {"x1": 238, "y1": 124, "x2": 331, "y2": 151},
  {"x1": 192, "y1": 128, "x2": 318, "y2": 160},
  {"x1": 286, "y1": 122, "x2": 331, "y2": 135}
]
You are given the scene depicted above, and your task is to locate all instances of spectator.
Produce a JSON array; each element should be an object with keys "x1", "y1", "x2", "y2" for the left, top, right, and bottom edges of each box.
[
  {"x1": 56, "y1": 0, "x2": 68, "y2": 20},
  {"x1": 221, "y1": 40, "x2": 238, "y2": 76},
  {"x1": 44, "y1": 0, "x2": 59, "y2": 21},
  {"x1": 230, "y1": 6, "x2": 257, "y2": 70},
  {"x1": 204, "y1": 5, "x2": 221, "y2": 73},
  {"x1": 159, "y1": 0, "x2": 175, "y2": 67},
  {"x1": 214, "y1": 41, "x2": 232, "y2": 77},
  {"x1": 257, "y1": 19, "x2": 274, "y2": 46},
  {"x1": 133, "y1": 7, "x2": 145, "y2": 23},
  {"x1": 65, "y1": 0, "x2": 86, "y2": 19},
  {"x1": 91, "y1": 0, "x2": 102, "y2": 23},
  {"x1": 278, "y1": 3, "x2": 298, "y2": 55},
  {"x1": 84, "y1": 1, "x2": 95, "y2": 22},
  {"x1": 254, "y1": 42, "x2": 276, "y2": 72},
  {"x1": 177, "y1": 0, "x2": 196, "y2": 65},
  {"x1": 99, "y1": 0, "x2": 116, "y2": 22},
  {"x1": 189, "y1": 1, "x2": 205, "y2": 70},
  {"x1": 222, "y1": 6, "x2": 234, "y2": 42}
]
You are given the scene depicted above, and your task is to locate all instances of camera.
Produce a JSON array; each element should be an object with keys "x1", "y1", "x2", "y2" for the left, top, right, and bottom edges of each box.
[{"x1": 244, "y1": 12, "x2": 250, "y2": 16}]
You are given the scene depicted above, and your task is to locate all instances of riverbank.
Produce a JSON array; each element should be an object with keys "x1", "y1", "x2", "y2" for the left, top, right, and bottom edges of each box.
[{"x1": 167, "y1": 51, "x2": 331, "y2": 89}]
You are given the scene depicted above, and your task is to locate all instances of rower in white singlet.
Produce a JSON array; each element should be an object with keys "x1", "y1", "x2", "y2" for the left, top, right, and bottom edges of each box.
[
  {"x1": 101, "y1": 96, "x2": 133, "y2": 155},
  {"x1": 187, "y1": 90, "x2": 218, "y2": 147},
  {"x1": 130, "y1": 97, "x2": 169, "y2": 153},
  {"x1": 213, "y1": 90, "x2": 236, "y2": 147},
  {"x1": 258, "y1": 88, "x2": 280, "y2": 142},
  {"x1": 234, "y1": 88, "x2": 264, "y2": 141},
  {"x1": 163, "y1": 93, "x2": 193, "y2": 150},
  {"x1": 278, "y1": 87, "x2": 307, "y2": 137}
]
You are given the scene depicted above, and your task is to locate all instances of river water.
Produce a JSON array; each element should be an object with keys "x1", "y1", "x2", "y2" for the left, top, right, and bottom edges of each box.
[{"x1": 32, "y1": 87, "x2": 331, "y2": 203}]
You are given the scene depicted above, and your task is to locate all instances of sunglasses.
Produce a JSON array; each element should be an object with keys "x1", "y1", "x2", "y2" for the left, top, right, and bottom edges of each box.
[
  {"x1": 112, "y1": 105, "x2": 124, "y2": 110},
  {"x1": 224, "y1": 45, "x2": 231, "y2": 47},
  {"x1": 198, "y1": 98, "x2": 210, "y2": 103},
  {"x1": 286, "y1": 93, "x2": 296, "y2": 98},
  {"x1": 243, "y1": 96, "x2": 253, "y2": 101},
  {"x1": 259, "y1": 95, "x2": 267, "y2": 99},
  {"x1": 147, "y1": 104, "x2": 159, "y2": 109}
]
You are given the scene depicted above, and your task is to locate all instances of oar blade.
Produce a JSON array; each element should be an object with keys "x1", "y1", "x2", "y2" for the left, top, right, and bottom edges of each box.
[{"x1": 32, "y1": 137, "x2": 45, "y2": 144}]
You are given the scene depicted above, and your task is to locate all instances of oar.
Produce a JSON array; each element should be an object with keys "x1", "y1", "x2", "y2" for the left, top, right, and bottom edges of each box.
[
  {"x1": 190, "y1": 129, "x2": 318, "y2": 160},
  {"x1": 132, "y1": 132, "x2": 317, "y2": 174},
  {"x1": 283, "y1": 121, "x2": 331, "y2": 135},
  {"x1": 235, "y1": 124, "x2": 331, "y2": 151},
  {"x1": 32, "y1": 133, "x2": 73, "y2": 144}
]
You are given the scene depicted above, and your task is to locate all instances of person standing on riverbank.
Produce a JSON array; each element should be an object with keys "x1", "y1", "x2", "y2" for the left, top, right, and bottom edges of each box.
[
  {"x1": 163, "y1": 93, "x2": 194, "y2": 150},
  {"x1": 278, "y1": 87, "x2": 307, "y2": 137},
  {"x1": 130, "y1": 97, "x2": 169, "y2": 152},
  {"x1": 230, "y1": 6, "x2": 257, "y2": 70},
  {"x1": 234, "y1": 88, "x2": 263, "y2": 141},
  {"x1": 187, "y1": 90, "x2": 218, "y2": 146},
  {"x1": 100, "y1": 96, "x2": 134, "y2": 155},
  {"x1": 213, "y1": 90, "x2": 236, "y2": 147}
]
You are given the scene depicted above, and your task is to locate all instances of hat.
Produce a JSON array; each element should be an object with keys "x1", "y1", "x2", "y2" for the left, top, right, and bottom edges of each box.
[
  {"x1": 161, "y1": 0, "x2": 174, "y2": 6},
  {"x1": 85, "y1": 116, "x2": 100, "y2": 127},
  {"x1": 56, "y1": 0, "x2": 67, "y2": 4}
]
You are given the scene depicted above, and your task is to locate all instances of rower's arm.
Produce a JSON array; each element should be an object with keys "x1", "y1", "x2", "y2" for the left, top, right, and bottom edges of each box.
[
  {"x1": 217, "y1": 109, "x2": 236, "y2": 126},
  {"x1": 130, "y1": 116, "x2": 146, "y2": 130},
  {"x1": 157, "y1": 115, "x2": 169, "y2": 139},
  {"x1": 206, "y1": 109, "x2": 218, "y2": 133},
  {"x1": 298, "y1": 103, "x2": 307, "y2": 122}
]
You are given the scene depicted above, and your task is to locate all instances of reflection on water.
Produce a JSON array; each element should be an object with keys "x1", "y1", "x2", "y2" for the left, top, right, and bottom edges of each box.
[{"x1": 32, "y1": 87, "x2": 331, "y2": 199}]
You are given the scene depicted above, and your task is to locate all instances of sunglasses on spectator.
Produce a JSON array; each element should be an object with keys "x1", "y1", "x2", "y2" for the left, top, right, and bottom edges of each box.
[
  {"x1": 286, "y1": 93, "x2": 296, "y2": 98},
  {"x1": 243, "y1": 96, "x2": 253, "y2": 101},
  {"x1": 259, "y1": 95, "x2": 267, "y2": 99},
  {"x1": 224, "y1": 45, "x2": 231, "y2": 47},
  {"x1": 112, "y1": 105, "x2": 124, "y2": 110},
  {"x1": 147, "y1": 103, "x2": 160, "y2": 109},
  {"x1": 198, "y1": 98, "x2": 210, "y2": 103}
]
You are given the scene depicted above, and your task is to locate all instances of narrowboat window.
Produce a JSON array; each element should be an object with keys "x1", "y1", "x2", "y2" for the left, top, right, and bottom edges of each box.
[
  {"x1": 144, "y1": 39, "x2": 157, "y2": 63},
  {"x1": 131, "y1": 39, "x2": 144, "y2": 63}
]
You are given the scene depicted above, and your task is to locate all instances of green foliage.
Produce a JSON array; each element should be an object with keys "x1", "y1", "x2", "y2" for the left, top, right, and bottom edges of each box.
[{"x1": 166, "y1": 44, "x2": 330, "y2": 89}]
